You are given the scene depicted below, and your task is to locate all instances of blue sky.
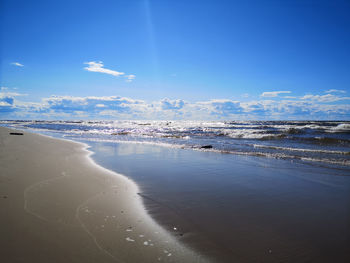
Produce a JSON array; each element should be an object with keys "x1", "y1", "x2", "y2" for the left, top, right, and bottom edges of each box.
[{"x1": 1, "y1": 0, "x2": 350, "y2": 120}]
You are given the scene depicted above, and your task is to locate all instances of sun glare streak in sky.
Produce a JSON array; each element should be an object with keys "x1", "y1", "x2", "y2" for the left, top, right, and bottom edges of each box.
[{"x1": 144, "y1": 0, "x2": 161, "y2": 85}]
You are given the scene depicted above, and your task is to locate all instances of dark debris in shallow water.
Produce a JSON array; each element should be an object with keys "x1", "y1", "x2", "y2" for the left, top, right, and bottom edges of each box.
[{"x1": 201, "y1": 145, "x2": 213, "y2": 149}]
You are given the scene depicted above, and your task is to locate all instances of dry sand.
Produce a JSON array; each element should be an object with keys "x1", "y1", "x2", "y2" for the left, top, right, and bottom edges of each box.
[{"x1": 0, "y1": 127, "x2": 208, "y2": 263}]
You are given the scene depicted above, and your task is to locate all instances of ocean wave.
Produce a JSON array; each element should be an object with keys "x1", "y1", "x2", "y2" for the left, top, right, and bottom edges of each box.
[
  {"x1": 1, "y1": 120, "x2": 350, "y2": 167},
  {"x1": 194, "y1": 148, "x2": 350, "y2": 167},
  {"x1": 304, "y1": 137, "x2": 350, "y2": 145},
  {"x1": 253, "y1": 144, "x2": 350, "y2": 155},
  {"x1": 329, "y1": 123, "x2": 350, "y2": 132}
]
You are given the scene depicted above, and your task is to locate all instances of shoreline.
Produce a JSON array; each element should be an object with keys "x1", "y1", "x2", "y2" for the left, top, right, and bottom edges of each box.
[
  {"x1": 0, "y1": 127, "x2": 208, "y2": 262},
  {"x1": 88, "y1": 139, "x2": 350, "y2": 263},
  {"x1": 2, "y1": 126, "x2": 349, "y2": 262}
]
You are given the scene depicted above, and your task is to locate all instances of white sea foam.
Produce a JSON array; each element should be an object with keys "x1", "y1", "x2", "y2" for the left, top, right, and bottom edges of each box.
[
  {"x1": 330, "y1": 123, "x2": 350, "y2": 132},
  {"x1": 253, "y1": 144, "x2": 349, "y2": 155},
  {"x1": 2, "y1": 120, "x2": 349, "y2": 167}
]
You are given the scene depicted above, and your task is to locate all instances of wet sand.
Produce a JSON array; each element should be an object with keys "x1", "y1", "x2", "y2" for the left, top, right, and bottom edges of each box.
[
  {"x1": 89, "y1": 141, "x2": 350, "y2": 263},
  {"x1": 0, "y1": 127, "x2": 208, "y2": 263}
]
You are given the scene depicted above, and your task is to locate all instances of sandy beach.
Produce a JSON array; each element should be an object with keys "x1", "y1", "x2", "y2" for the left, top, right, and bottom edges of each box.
[{"x1": 0, "y1": 127, "x2": 207, "y2": 263}]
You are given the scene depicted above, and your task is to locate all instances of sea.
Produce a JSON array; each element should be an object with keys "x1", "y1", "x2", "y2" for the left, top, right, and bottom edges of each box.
[{"x1": 1, "y1": 120, "x2": 349, "y2": 168}]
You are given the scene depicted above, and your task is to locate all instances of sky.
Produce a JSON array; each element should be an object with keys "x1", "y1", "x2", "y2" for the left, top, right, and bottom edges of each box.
[{"x1": 1, "y1": 0, "x2": 350, "y2": 120}]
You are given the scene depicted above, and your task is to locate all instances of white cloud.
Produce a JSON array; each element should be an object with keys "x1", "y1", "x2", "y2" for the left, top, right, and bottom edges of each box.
[
  {"x1": 325, "y1": 89, "x2": 346, "y2": 94},
  {"x1": 160, "y1": 98, "x2": 185, "y2": 110},
  {"x1": 2, "y1": 93, "x2": 350, "y2": 120},
  {"x1": 11, "y1": 62, "x2": 24, "y2": 67},
  {"x1": 261, "y1": 91, "x2": 291, "y2": 97},
  {"x1": 84, "y1": 61, "x2": 125, "y2": 77},
  {"x1": 125, "y1": 74, "x2": 136, "y2": 82},
  {"x1": 300, "y1": 94, "x2": 350, "y2": 102},
  {"x1": 39, "y1": 96, "x2": 147, "y2": 118},
  {"x1": 0, "y1": 90, "x2": 28, "y2": 113},
  {"x1": 196, "y1": 99, "x2": 243, "y2": 116},
  {"x1": 0, "y1": 91, "x2": 27, "y2": 98},
  {"x1": 0, "y1": 101, "x2": 12, "y2": 106}
]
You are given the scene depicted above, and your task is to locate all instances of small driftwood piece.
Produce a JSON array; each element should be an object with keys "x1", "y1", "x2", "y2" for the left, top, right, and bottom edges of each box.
[{"x1": 9, "y1": 132, "x2": 24, "y2": 135}]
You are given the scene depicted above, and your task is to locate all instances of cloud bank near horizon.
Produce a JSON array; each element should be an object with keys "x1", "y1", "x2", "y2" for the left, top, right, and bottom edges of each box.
[{"x1": 1, "y1": 90, "x2": 349, "y2": 120}]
